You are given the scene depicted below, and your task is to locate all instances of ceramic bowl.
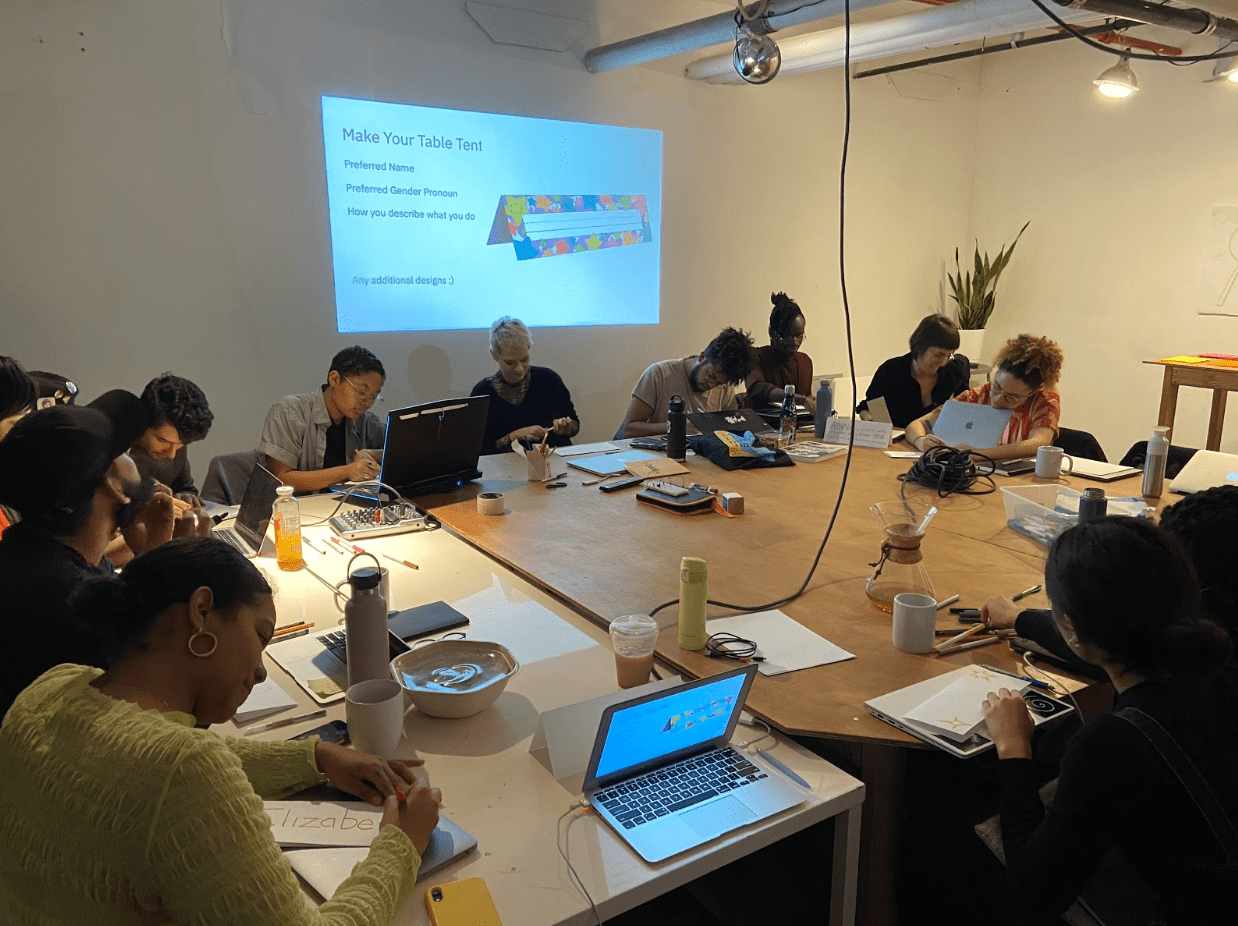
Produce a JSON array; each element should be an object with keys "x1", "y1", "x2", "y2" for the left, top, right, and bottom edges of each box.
[{"x1": 389, "y1": 639, "x2": 519, "y2": 718}]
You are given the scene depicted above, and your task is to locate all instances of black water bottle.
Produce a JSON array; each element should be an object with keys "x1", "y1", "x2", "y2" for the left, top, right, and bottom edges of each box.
[{"x1": 667, "y1": 394, "x2": 686, "y2": 461}]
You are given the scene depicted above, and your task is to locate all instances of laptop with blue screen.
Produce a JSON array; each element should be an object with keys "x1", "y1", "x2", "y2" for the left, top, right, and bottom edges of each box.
[{"x1": 582, "y1": 665, "x2": 804, "y2": 863}]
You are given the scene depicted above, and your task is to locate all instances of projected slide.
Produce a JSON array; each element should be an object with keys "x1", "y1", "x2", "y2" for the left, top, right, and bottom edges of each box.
[{"x1": 320, "y1": 96, "x2": 663, "y2": 333}]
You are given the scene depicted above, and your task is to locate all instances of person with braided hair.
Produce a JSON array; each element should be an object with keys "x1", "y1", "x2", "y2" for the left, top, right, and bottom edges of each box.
[
  {"x1": 745, "y1": 291, "x2": 816, "y2": 413},
  {"x1": 905, "y1": 333, "x2": 1063, "y2": 462}
]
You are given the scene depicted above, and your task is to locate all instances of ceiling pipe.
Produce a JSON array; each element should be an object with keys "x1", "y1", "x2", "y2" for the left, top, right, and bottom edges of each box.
[
  {"x1": 582, "y1": 0, "x2": 898, "y2": 73},
  {"x1": 685, "y1": 0, "x2": 1099, "y2": 82},
  {"x1": 1049, "y1": 0, "x2": 1238, "y2": 42}
]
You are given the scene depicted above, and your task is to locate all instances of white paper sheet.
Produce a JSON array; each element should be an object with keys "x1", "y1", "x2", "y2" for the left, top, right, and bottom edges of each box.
[
  {"x1": 234, "y1": 677, "x2": 297, "y2": 724},
  {"x1": 704, "y1": 610, "x2": 854, "y2": 676}
]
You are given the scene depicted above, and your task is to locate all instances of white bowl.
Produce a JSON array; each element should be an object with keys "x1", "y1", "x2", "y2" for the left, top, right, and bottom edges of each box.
[{"x1": 389, "y1": 639, "x2": 519, "y2": 718}]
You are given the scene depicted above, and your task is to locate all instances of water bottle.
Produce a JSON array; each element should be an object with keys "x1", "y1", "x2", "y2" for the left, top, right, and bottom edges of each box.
[
  {"x1": 779, "y1": 385, "x2": 797, "y2": 448},
  {"x1": 344, "y1": 560, "x2": 390, "y2": 687},
  {"x1": 814, "y1": 379, "x2": 834, "y2": 439},
  {"x1": 667, "y1": 394, "x2": 686, "y2": 461},
  {"x1": 678, "y1": 557, "x2": 708, "y2": 651},
  {"x1": 1078, "y1": 488, "x2": 1108, "y2": 523},
  {"x1": 272, "y1": 485, "x2": 303, "y2": 571},
  {"x1": 1142, "y1": 425, "x2": 1170, "y2": 499}
]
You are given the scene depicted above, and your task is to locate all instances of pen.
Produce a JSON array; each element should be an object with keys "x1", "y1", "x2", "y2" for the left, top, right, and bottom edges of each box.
[
  {"x1": 936, "y1": 636, "x2": 1001, "y2": 656},
  {"x1": 242, "y1": 709, "x2": 326, "y2": 734},
  {"x1": 933, "y1": 622, "x2": 990, "y2": 653},
  {"x1": 275, "y1": 621, "x2": 314, "y2": 634},
  {"x1": 381, "y1": 552, "x2": 419, "y2": 571},
  {"x1": 978, "y1": 663, "x2": 1052, "y2": 690},
  {"x1": 1012, "y1": 584, "x2": 1042, "y2": 602},
  {"x1": 756, "y1": 749, "x2": 810, "y2": 789},
  {"x1": 935, "y1": 594, "x2": 960, "y2": 610},
  {"x1": 269, "y1": 627, "x2": 309, "y2": 643}
]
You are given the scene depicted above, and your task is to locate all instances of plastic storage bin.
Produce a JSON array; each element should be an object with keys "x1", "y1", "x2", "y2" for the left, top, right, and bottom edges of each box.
[{"x1": 1000, "y1": 485, "x2": 1083, "y2": 546}]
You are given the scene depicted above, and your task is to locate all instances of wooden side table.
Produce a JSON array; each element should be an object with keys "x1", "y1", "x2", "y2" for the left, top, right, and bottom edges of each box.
[{"x1": 1144, "y1": 358, "x2": 1238, "y2": 451}]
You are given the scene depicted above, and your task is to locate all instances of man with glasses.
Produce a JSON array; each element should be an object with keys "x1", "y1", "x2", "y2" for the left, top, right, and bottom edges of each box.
[
  {"x1": 617, "y1": 327, "x2": 758, "y2": 438},
  {"x1": 745, "y1": 291, "x2": 816, "y2": 414},
  {"x1": 258, "y1": 346, "x2": 387, "y2": 493}
]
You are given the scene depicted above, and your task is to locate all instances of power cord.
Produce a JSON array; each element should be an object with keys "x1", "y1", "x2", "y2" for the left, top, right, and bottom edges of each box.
[
  {"x1": 649, "y1": 0, "x2": 859, "y2": 624},
  {"x1": 557, "y1": 804, "x2": 602, "y2": 926},
  {"x1": 1025, "y1": 0, "x2": 1237, "y2": 63},
  {"x1": 736, "y1": 716, "x2": 774, "y2": 752},
  {"x1": 900, "y1": 446, "x2": 997, "y2": 497}
]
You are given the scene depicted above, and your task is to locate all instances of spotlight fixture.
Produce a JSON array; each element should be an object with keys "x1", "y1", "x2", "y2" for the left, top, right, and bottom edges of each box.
[
  {"x1": 732, "y1": 18, "x2": 781, "y2": 85},
  {"x1": 1209, "y1": 55, "x2": 1238, "y2": 82},
  {"x1": 1093, "y1": 55, "x2": 1139, "y2": 99}
]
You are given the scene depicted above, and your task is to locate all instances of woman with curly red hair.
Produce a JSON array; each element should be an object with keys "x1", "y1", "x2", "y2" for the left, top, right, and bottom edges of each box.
[{"x1": 904, "y1": 334, "x2": 1063, "y2": 462}]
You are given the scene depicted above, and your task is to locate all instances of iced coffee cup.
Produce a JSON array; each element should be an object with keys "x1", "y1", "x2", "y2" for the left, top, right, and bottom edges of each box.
[{"x1": 609, "y1": 614, "x2": 659, "y2": 689}]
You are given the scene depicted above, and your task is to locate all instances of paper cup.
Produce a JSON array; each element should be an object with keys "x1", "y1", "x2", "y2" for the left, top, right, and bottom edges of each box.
[
  {"x1": 892, "y1": 593, "x2": 937, "y2": 654},
  {"x1": 345, "y1": 678, "x2": 406, "y2": 758}
]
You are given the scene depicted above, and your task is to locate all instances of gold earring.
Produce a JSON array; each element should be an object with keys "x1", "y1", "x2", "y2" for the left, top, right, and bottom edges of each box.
[{"x1": 188, "y1": 630, "x2": 218, "y2": 658}]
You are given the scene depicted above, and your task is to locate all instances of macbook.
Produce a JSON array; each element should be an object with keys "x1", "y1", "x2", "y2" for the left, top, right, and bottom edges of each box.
[
  {"x1": 689, "y1": 409, "x2": 778, "y2": 437},
  {"x1": 931, "y1": 399, "x2": 1012, "y2": 448},
  {"x1": 1168, "y1": 449, "x2": 1238, "y2": 495},
  {"x1": 583, "y1": 665, "x2": 804, "y2": 863},
  {"x1": 360, "y1": 396, "x2": 489, "y2": 500},
  {"x1": 213, "y1": 463, "x2": 282, "y2": 558}
]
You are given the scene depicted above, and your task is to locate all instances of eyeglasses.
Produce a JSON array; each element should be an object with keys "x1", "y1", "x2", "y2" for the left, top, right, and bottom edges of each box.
[
  {"x1": 990, "y1": 377, "x2": 1033, "y2": 404},
  {"x1": 774, "y1": 332, "x2": 806, "y2": 345},
  {"x1": 343, "y1": 376, "x2": 384, "y2": 406}
]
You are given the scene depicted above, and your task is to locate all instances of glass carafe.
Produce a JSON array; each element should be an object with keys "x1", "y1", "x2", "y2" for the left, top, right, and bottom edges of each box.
[{"x1": 866, "y1": 500, "x2": 935, "y2": 613}]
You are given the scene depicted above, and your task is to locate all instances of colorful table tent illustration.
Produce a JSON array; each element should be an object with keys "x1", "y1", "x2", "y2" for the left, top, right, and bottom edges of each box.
[{"x1": 485, "y1": 194, "x2": 653, "y2": 261}]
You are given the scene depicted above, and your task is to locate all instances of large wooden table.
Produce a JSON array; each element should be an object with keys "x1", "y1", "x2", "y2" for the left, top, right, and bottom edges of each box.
[
  {"x1": 1145, "y1": 356, "x2": 1238, "y2": 450},
  {"x1": 417, "y1": 443, "x2": 1135, "y2": 924}
]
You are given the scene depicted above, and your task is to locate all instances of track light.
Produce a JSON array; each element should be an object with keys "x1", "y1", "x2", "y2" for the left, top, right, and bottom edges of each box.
[
  {"x1": 1209, "y1": 55, "x2": 1238, "y2": 82},
  {"x1": 733, "y1": 18, "x2": 781, "y2": 84},
  {"x1": 1093, "y1": 55, "x2": 1139, "y2": 98}
]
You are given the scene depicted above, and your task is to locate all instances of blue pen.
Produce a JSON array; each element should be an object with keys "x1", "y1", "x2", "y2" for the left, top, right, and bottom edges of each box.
[
  {"x1": 979, "y1": 663, "x2": 1051, "y2": 690},
  {"x1": 756, "y1": 749, "x2": 810, "y2": 789}
]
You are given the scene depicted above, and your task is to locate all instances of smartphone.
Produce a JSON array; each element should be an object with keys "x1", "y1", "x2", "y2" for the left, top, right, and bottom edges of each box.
[
  {"x1": 389, "y1": 601, "x2": 470, "y2": 641},
  {"x1": 425, "y1": 878, "x2": 502, "y2": 926},
  {"x1": 291, "y1": 719, "x2": 349, "y2": 745}
]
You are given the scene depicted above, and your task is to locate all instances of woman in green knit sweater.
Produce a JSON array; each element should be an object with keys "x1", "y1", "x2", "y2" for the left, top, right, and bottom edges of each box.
[{"x1": 0, "y1": 537, "x2": 441, "y2": 924}]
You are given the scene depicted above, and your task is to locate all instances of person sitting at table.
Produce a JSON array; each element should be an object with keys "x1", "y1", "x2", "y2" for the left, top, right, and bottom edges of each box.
[
  {"x1": 985, "y1": 484, "x2": 1238, "y2": 668},
  {"x1": 0, "y1": 536, "x2": 441, "y2": 922},
  {"x1": 258, "y1": 345, "x2": 387, "y2": 493},
  {"x1": 745, "y1": 292, "x2": 816, "y2": 413},
  {"x1": 131, "y1": 372, "x2": 214, "y2": 504},
  {"x1": 903, "y1": 333, "x2": 1063, "y2": 462},
  {"x1": 982, "y1": 517, "x2": 1238, "y2": 925},
  {"x1": 618, "y1": 327, "x2": 758, "y2": 438},
  {"x1": 857, "y1": 314, "x2": 971, "y2": 427},
  {"x1": 472, "y1": 316, "x2": 580, "y2": 455},
  {"x1": 0, "y1": 356, "x2": 37, "y2": 536},
  {"x1": 0, "y1": 392, "x2": 211, "y2": 720}
]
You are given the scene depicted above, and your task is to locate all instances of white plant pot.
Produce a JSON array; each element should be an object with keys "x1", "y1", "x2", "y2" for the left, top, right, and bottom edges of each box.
[{"x1": 957, "y1": 328, "x2": 986, "y2": 365}]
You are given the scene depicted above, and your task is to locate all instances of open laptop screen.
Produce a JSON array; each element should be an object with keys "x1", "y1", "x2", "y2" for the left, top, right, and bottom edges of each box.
[
  {"x1": 588, "y1": 667, "x2": 755, "y2": 787},
  {"x1": 235, "y1": 463, "x2": 282, "y2": 550}
]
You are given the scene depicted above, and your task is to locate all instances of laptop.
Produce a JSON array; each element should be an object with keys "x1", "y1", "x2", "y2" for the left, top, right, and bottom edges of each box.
[
  {"x1": 582, "y1": 665, "x2": 804, "y2": 863},
  {"x1": 213, "y1": 463, "x2": 282, "y2": 558},
  {"x1": 359, "y1": 396, "x2": 489, "y2": 500},
  {"x1": 931, "y1": 399, "x2": 1012, "y2": 448},
  {"x1": 1168, "y1": 449, "x2": 1238, "y2": 495},
  {"x1": 267, "y1": 601, "x2": 470, "y2": 705},
  {"x1": 689, "y1": 408, "x2": 778, "y2": 437}
]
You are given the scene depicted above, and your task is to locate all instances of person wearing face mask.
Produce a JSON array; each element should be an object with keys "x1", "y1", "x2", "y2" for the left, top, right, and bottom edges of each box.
[
  {"x1": 0, "y1": 537, "x2": 442, "y2": 924},
  {"x1": 0, "y1": 356, "x2": 37, "y2": 537},
  {"x1": 471, "y1": 316, "x2": 579, "y2": 454},
  {"x1": 857, "y1": 314, "x2": 971, "y2": 427},
  {"x1": 745, "y1": 292, "x2": 816, "y2": 414},
  {"x1": 0, "y1": 390, "x2": 211, "y2": 721},
  {"x1": 618, "y1": 327, "x2": 759, "y2": 438},
  {"x1": 904, "y1": 333, "x2": 1063, "y2": 462}
]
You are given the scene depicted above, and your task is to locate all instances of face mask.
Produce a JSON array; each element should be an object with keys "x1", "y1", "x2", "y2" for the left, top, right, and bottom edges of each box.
[{"x1": 115, "y1": 475, "x2": 157, "y2": 529}]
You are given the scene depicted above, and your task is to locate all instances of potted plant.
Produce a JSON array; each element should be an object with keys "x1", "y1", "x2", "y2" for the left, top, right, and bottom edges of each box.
[{"x1": 948, "y1": 221, "x2": 1029, "y2": 361}]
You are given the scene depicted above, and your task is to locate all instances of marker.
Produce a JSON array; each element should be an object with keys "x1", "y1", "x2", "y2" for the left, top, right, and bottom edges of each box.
[
  {"x1": 978, "y1": 663, "x2": 1052, "y2": 690},
  {"x1": 381, "y1": 552, "x2": 419, "y2": 571},
  {"x1": 936, "y1": 636, "x2": 1001, "y2": 657},
  {"x1": 1012, "y1": 584, "x2": 1042, "y2": 602},
  {"x1": 324, "y1": 535, "x2": 346, "y2": 554},
  {"x1": 269, "y1": 627, "x2": 310, "y2": 643},
  {"x1": 329, "y1": 535, "x2": 363, "y2": 555},
  {"x1": 242, "y1": 709, "x2": 326, "y2": 734},
  {"x1": 935, "y1": 594, "x2": 960, "y2": 610},
  {"x1": 275, "y1": 621, "x2": 314, "y2": 634},
  {"x1": 933, "y1": 622, "x2": 990, "y2": 653},
  {"x1": 303, "y1": 537, "x2": 325, "y2": 555},
  {"x1": 756, "y1": 749, "x2": 810, "y2": 789}
]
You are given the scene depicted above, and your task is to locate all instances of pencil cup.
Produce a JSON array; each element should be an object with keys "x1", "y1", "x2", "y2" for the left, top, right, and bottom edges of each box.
[
  {"x1": 1035, "y1": 446, "x2": 1074, "y2": 479},
  {"x1": 526, "y1": 451, "x2": 554, "y2": 481},
  {"x1": 346, "y1": 678, "x2": 406, "y2": 758},
  {"x1": 892, "y1": 593, "x2": 937, "y2": 654}
]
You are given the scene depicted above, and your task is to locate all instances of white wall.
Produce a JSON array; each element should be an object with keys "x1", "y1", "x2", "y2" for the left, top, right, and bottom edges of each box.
[
  {"x1": 968, "y1": 40, "x2": 1238, "y2": 460},
  {"x1": 2, "y1": 0, "x2": 981, "y2": 477}
]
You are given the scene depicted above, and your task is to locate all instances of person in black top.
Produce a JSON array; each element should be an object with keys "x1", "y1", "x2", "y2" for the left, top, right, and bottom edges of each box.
[
  {"x1": 983, "y1": 517, "x2": 1238, "y2": 925},
  {"x1": 0, "y1": 393, "x2": 211, "y2": 720},
  {"x1": 130, "y1": 373, "x2": 215, "y2": 504},
  {"x1": 857, "y1": 314, "x2": 970, "y2": 427},
  {"x1": 472, "y1": 317, "x2": 579, "y2": 454}
]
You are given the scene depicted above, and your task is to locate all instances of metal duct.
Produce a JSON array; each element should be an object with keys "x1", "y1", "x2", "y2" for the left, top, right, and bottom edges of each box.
[{"x1": 1051, "y1": 0, "x2": 1238, "y2": 41}]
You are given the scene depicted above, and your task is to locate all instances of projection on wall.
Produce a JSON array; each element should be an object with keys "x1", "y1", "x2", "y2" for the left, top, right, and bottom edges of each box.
[{"x1": 320, "y1": 96, "x2": 663, "y2": 333}]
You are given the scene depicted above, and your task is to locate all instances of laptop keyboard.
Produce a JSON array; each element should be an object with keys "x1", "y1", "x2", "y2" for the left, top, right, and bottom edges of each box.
[
  {"x1": 593, "y1": 746, "x2": 767, "y2": 830},
  {"x1": 320, "y1": 629, "x2": 405, "y2": 663},
  {"x1": 214, "y1": 527, "x2": 248, "y2": 555}
]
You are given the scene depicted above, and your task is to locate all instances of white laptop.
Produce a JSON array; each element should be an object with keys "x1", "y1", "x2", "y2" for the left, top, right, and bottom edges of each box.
[
  {"x1": 1168, "y1": 449, "x2": 1238, "y2": 495},
  {"x1": 213, "y1": 463, "x2": 281, "y2": 558},
  {"x1": 931, "y1": 399, "x2": 1012, "y2": 448},
  {"x1": 582, "y1": 665, "x2": 804, "y2": 863}
]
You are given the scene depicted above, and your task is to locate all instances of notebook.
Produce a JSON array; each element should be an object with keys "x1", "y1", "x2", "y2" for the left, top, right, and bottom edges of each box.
[
  {"x1": 213, "y1": 462, "x2": 282, "y2": 558},
  {"x1": 930, "y1": 400, "x2": 1012, "y2": 448},
  {"x1": 582, "y1": 665, "x2": 804, "y2": 863},
  {"x1": 865, "y1": 665, "x2": 1074, "y2": 759},
  {"x1": 267, "y1": 601, "x2": 470, "y2": 705},
  {"x1": 1168, "y1": 449, "x2": 1238, "y2": 495},
  {"x1": 355, "y1": 396, "x2": 489, "y2": 500},
  {"x1": 1068, "y1": 457, "x2": 1141, "y2": 482}
]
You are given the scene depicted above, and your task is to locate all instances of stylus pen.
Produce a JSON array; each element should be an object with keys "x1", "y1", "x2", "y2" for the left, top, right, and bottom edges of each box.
[
  {"x1": 242, "y1": 710, "x2": 326, "y2": 734},
  {"x1": 756, "y1": 749, "x2": 810, "y2": 789},
  {"x1": 978, "y1": 663, "x2": 1051, "y2": 690}
]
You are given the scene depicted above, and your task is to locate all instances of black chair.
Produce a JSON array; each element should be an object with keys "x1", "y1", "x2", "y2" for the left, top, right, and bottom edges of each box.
[
  {"x1": 201, "y1": 451, "x2": 258, "y2": 505},
  {"x1": 1119, "y1": 441, "x2": 1198, "y2": 479},
  {"x1": 1054, "y1": 427, "x2": 1107, "y2": 463}
]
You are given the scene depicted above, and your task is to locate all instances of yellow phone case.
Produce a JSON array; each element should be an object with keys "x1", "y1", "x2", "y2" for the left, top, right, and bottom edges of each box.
[{"x1": 425, "y1": 878, "x2": 502, "y2": 926}]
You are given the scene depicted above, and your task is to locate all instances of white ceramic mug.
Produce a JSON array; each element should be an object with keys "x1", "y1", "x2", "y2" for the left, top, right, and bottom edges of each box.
[
  {"x1": 345, "y1": 678, "x2": 406, "y2": 758},
  {"x1": 892, "y1": 593, "x2": 937, "y2": 654},
  {"x1": 1035, "y1": 445, "x2": 1074, "y2": 479}
]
